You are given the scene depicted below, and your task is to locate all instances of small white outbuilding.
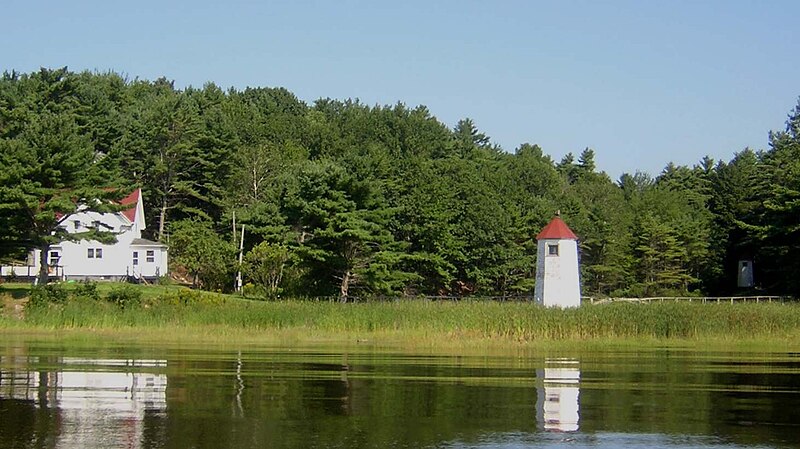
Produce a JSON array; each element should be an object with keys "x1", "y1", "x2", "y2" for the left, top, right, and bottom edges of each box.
[
  {"x1": 737, "y1": 260, "x2": 754, "y2": 288},
  {"x1": 534, "y1": 216, "x2": 581, "y2": 308}
]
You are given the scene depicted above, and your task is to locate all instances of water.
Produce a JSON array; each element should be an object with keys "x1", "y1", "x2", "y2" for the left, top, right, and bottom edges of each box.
[{"x1": 1, "y1": 340, "x2": 799, "y2": 448}]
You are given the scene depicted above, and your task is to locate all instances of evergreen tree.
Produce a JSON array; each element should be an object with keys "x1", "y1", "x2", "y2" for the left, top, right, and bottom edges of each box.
[
  {"x1": 0, "y1": 69, "x2": 125, "y2": 283},
  {"x1": 284, "y1": 160, "x2": 415, "y2": 299},
  {"x1": 557, "y1": 152, "x2": 580, "y2": 184},
  {"x1": 577, "y1": 147, "x2": 597, "y2": 174},
  {"x1": 752, "y1": 102, "x2": 800, "y2": 294},
  {"x1": 4, "y1": 67, "x2": 799, "y2": 297},
  {"x1": 453, "y1": 118, "x2": 495, "y2": 159}
]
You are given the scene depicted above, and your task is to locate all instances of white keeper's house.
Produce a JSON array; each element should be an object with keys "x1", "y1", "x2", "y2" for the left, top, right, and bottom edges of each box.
[{"x1": 0, "y1": 189, "x2": 168, "y2": 282}]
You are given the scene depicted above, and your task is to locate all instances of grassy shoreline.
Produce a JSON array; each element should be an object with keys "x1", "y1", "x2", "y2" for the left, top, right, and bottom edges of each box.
[{"x1": 3, "y1": 282, "x2": 800, "y2": 350}]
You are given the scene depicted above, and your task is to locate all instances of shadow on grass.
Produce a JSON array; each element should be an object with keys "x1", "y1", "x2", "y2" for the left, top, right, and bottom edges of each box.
[{"x1": 0, "y1": 282, "x2": 31, "y2": 299}]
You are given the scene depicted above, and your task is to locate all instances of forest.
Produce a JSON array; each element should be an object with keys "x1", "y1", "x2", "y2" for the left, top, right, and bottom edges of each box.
[{"x1": 0, "y1": 68, "x2": 798, "y2": 298}]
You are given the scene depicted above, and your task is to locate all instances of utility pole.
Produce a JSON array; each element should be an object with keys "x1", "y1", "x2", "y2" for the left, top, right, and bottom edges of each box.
[{"x1": 236, "y1": 225, "x2": 245, "y2": 293}]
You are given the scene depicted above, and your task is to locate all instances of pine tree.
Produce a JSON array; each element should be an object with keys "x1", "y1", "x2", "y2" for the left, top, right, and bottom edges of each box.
[{"x1": 0, "y1": 71, "x2": 125, "y2": 283}]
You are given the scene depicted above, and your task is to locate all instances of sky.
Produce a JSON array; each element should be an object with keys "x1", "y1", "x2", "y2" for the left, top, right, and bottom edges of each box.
[{"x1": 3, "y1": 0, "x2": 799, "y2": 178}]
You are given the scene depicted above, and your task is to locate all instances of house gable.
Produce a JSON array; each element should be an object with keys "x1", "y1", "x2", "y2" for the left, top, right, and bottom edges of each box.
[
  {"x1": 119, "y1": 188, "x2": 146, "y2": 230},
  {"x1": 54, "y1": 188, "x2": 146, "y2": 239}
]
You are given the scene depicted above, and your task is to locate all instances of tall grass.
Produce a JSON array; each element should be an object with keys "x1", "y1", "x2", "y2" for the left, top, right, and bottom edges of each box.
[{"x1": 9, "y1": 285, "x2": 800, "y2": 343}]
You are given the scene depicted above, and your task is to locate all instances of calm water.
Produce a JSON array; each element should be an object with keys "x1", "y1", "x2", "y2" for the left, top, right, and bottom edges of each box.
[{"x1": 1, "y1": 339, "x2": 799, "y2": 448}]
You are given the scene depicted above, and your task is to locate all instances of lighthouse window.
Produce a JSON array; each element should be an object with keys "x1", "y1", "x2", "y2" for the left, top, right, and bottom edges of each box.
[{"x1": 548, "y1": 244, "x2": 559, "y2": 256}]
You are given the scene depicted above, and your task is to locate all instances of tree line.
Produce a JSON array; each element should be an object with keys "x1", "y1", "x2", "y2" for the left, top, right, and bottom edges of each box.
[{"x1": 1, "y1": 68, "x2": 798, "y2": 298}]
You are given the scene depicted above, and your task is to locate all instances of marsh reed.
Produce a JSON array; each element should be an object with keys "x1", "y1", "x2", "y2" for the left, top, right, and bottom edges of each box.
[{"x1": 5, "y1": 283, "x2": 800, "y2": 343}]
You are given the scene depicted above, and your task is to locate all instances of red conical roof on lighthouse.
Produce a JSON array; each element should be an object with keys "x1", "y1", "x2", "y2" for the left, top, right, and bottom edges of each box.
[{"x1": 536, "y1": 216, "x2": 578, "y2": 240}]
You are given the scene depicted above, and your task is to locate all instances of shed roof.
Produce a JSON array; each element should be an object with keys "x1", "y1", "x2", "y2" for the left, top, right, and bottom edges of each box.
[
  {"x1": 131, "y1": 238, "x2": 167, "y2": 247},
  {"x1": 536, "y1": 216, "x2": 578, "y2": 240}
]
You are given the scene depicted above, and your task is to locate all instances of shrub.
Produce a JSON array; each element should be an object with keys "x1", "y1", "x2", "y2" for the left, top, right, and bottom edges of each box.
[
  {"x1": 242, "y1": 242, "x2": 289, "y2": 299},
  {"x1": 27, "y1": 284, "x2": 69, "y2": 309},
  {"x1": 242, "y1": 282, "x2": 258, "y2": 298},
  {"x1": 106, "y1": 285, "x2": 142, "y2": 309},
  {"x1": 157, "y1": 275, "x2": 172, "y2": 286},
  {"x1": 153, "y1": 289, "x2": 224, "y2": 307},
  {"x1": 74, "y1": 281, "x2": 100, "y2": 301},
  {"x1": 169, "y1": 219, "x2": 236, "y2": 291}
]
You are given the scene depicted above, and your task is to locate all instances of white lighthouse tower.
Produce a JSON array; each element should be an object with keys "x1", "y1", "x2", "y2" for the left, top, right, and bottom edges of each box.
[{"x1": 534, "y1": 216, "x2": 581, "y2": 308}]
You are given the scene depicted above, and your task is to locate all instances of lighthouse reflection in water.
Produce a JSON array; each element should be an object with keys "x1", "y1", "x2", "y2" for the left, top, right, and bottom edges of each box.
[{"x1": 536, "y1": 358, "x2": 580, "y2": 432}]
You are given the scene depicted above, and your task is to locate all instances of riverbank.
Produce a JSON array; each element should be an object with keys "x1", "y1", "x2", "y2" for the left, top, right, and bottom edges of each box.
[{"x1": 2, "y1": 283, "x2": 800, "y2": 349}]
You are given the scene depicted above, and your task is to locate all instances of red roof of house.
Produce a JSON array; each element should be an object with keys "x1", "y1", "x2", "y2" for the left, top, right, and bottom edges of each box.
[
  {"x1": 536, "y1": 216, "x2": 578, "y2": 240},
  {"x1": 119, "y1": 188, "x2": 140, "y2": 222}
]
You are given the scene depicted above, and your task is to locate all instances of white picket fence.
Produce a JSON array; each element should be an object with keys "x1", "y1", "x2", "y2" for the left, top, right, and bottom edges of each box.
[{"x1": 585, "y1": 296, "x2": 794, "y2": 305}]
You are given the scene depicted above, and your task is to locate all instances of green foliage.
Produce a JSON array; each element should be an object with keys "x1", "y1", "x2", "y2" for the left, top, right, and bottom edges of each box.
[
  {"x1": 26, "y1": 284, "x2": 69, "y2": 309},
  {"x1": 2, "y1": 68, "x2": 800, "y2": 297},
  {"x1": 169, "y1": 219, "x2": 235, "y2": 291},
  {"x1": 284, "y1": 159, "x2": 415, "y2": 299},
  {"x1": 74, "y1": 281, "x2": 100, "y2": 301},
  {"x1": 242, "y1": 242, "x2": 290, "y2": 298},
  {"x1": 106, "y1": 284, "x2": 142, "y2": 309},
  {"x1": 156, "y1": 275, "x2": 172, "y2": 286},
  {"x1": 0, "y1": 69, "x2": 127, "y2": 282}
]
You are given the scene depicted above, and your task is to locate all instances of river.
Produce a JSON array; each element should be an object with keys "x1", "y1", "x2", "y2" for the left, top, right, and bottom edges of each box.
[{"x1": 1, "y1": 339, "x2": 799, "y2": 448}]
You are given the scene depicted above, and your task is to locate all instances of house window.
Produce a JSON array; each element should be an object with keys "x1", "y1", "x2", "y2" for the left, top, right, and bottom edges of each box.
[
  {"x1": 548, "y1": 244, "x2": 559, "y2": 256},
  {"x1": 49, "y1": 251, "x2": 60, "y2": 265},
  {"x1": 133, "y1": 251, "x2": 139, "y2": 266},
  {"x1": 88, "y1": 248, "x2": 103, "y2": 259},
  {"x1": 146, "y1": 250, "x2": 155, "y2": 263}
]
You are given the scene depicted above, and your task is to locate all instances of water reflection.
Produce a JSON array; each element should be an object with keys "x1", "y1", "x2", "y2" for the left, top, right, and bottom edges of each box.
[
  {"x1": 536, "y1": 358, "x2": 580, "y2": 432},
  {"x1": 0, "y1": 356, "x2": 166, "y2": 449},
  {"x1": 2, "y1": 344, "x2": 799, "y2": 449}
]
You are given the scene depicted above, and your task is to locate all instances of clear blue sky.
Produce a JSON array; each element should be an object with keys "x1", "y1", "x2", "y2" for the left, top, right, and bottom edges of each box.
[{"x1": 3, "y1": 0, "x2": 799, "y2": 178}]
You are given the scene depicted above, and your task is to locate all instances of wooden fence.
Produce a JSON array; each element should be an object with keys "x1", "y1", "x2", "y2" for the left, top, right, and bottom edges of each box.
[
  {"x1": 263, "y1": 295, "x2": 797, "y2": 304},
  {"x1": 585, "y1": 296, "x2": 795, "y2": 305}
]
